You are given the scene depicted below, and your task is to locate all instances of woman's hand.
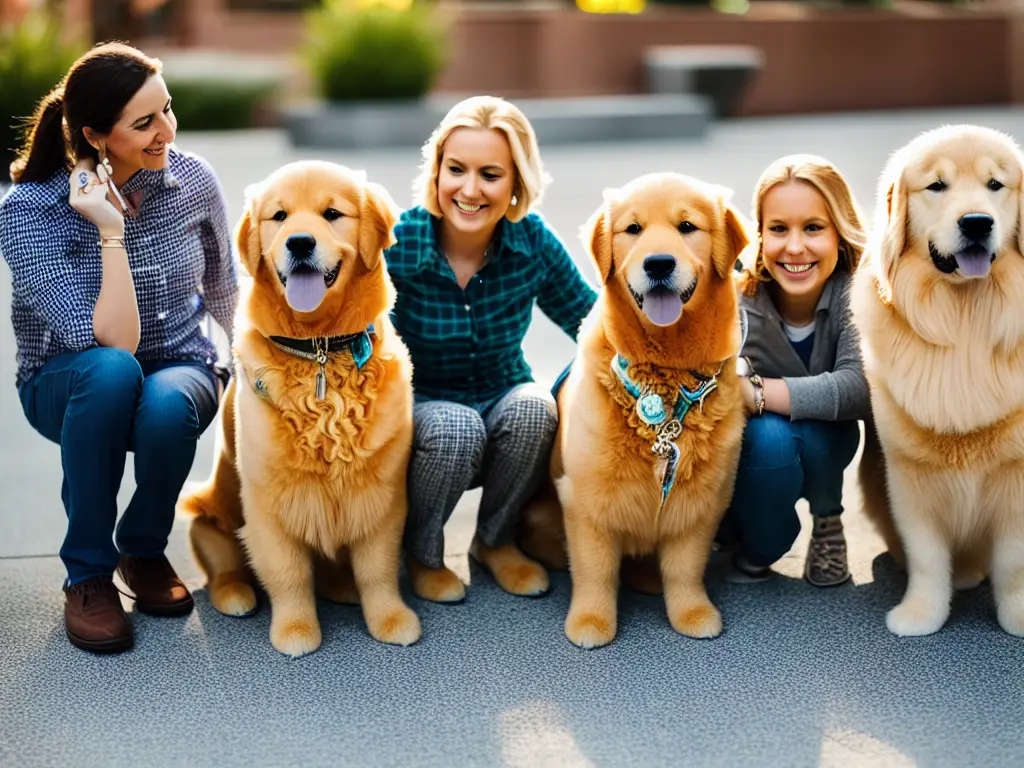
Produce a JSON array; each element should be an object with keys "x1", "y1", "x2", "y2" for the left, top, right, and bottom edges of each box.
[{"x1": 69, "y1": 158, "x2": 124, "y2": 237}]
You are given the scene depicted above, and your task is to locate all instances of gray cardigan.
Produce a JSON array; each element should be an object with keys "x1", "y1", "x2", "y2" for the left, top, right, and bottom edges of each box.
[{"x1": 739, "y1": 270, "x2": 871, "y2": 422}]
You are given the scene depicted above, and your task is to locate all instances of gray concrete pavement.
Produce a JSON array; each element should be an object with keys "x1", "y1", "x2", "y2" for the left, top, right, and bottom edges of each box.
[{"x1": 2, "y1": 107, "x2": 1023, "y2": 767}]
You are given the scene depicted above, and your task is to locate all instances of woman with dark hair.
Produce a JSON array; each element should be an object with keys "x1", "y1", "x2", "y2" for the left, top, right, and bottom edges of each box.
[{"x1": 0, "y1": 42, "x2": 238, "y2": 653}]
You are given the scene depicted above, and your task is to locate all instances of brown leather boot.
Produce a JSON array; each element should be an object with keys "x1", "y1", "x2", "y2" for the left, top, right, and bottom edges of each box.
[
  {"x1": 63, "y1": 577, "x2": 133, "y2": 653},
  {"x1": 117, "y1": 554, "x2": 194, "y2": 616}
]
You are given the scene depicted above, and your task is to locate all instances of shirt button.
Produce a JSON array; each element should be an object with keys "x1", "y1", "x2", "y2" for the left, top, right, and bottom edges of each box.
[
  {"x1": 157, "y1": 311, "x2": 167, "y2": 320},
  {"x1": 464, "y1": 304, "x2": 471, "y2": 312}
]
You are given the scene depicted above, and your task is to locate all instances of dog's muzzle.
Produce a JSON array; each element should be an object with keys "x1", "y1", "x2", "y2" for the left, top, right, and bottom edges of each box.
[
  {"x1": 929, "y1": 213, "x2": 997, "y2": 278},
  {"x1": 276, "y1": 233, "x2": 341, "y2": 312}
]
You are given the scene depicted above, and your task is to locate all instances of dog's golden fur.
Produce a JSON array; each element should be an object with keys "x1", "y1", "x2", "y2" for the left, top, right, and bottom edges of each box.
[
  {"x1": 852, "y1": 124, "x2": 1024, "y2": 637},
  {"x1": 178, "y1": 161, "x2": 421, "y2": 657},
  {"x1": 521, "y1": 172, "x2": 749, "y2": 648}
]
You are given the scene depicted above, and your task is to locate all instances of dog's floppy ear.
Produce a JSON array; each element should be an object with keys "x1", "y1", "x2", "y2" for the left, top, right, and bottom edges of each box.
[
  {"x1": 876, "y1": 166, "x2": 908, "y2": 302},
  {"x1": 1018, "y1": 183, "x2": 1024, "y2": 258},
  {"x1": 580, "y1": 188, "x2": 617, "y2": 283},
  {"x1": 716, "y1": 204, "x2": 752, "y2": 280},
  {"x1": 1016, "y1": 159, "x2": 1024, "y2": 257},
  {"x1": 358, "y1": 180, "x2": 400, "y2": 270},
  {"x1": 235, "y1": 183, "x2": 263, "y2": 277}
]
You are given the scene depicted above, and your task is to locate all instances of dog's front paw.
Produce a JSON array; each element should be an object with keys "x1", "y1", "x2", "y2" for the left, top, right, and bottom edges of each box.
[
  {"x1": 886, "y1": 597, "x2": 949, "y2": 637},
  {"x1": 270, "y1": 617, "x2": 322, "y2": 658},
  {"x1": 210, "y1": 576, "x2": 257, "y2": 617},
  {"x1": 565, "y1": 610, "x2": 616, "y2": 649},
  {"x1": 670, "y1": 602, "x2": 722, "y2": 639},
  {"x1": 367, "y1": 606, "x2": 422, "y2": 647},
  {"x1": 996, "y1": 596, "x2": 1024, "y2": 637}
]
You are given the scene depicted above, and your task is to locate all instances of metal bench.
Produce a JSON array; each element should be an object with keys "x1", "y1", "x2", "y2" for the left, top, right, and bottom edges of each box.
[{"x1": 644, "y1": 45, "x2": 763, "y2": 118}]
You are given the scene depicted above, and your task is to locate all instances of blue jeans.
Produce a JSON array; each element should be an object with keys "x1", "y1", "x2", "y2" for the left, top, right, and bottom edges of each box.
[
  {"x1": 721, "y1": 413, "x2": 861, "y2": 568},
  {"x1": 18, "y1": 348, "x2": 219, "y2": 585}
]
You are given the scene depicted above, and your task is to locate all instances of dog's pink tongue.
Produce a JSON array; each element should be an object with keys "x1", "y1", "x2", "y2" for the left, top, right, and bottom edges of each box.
[
  {"x1": 956, "y1": 249, "x2": 992, "y2": 278},
  {"x1": 285, "y1": 271, "x2": 326, "y2": 312},
  {"x1": 643, "y1": 288, "x2": 683, "y2": 326}
]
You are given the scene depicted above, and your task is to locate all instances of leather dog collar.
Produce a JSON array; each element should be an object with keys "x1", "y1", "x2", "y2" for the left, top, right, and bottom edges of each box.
[{"x1": 267, "y1": 325, "x2": 376, "y2": 400}]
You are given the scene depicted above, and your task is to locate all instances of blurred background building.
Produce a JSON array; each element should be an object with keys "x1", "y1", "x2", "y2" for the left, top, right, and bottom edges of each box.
[{"x1": 3, "y1": 0, "x2": 1024, "y2": 160}]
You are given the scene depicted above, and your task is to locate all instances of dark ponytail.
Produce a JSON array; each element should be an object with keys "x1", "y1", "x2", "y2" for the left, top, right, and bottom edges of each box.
[
  {"x1": 8, "y1": 42, "x2": 161, "y2": 185},
  {"x1": 10, "y1": 87, "x2": 70, "y2": 184}
]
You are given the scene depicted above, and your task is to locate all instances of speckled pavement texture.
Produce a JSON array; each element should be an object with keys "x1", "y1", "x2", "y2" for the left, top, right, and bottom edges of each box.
[{"x1": 2, "y1": 108, "x2": 1023, "y2": 767}]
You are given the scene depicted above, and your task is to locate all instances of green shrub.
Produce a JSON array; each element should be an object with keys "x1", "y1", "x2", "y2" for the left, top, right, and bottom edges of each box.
[
  {"x1": 303, "y1": 0, "x2": 448, "y2": 103},
  {"x1": 166, "y1": 76, "x2": 279, "y2": 131},
  {"x1": 0, "y1": 12, "x2": 80, "y2": 174}
]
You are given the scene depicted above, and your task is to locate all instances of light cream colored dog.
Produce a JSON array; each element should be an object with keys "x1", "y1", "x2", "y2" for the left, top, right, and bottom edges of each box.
[{"x1": 852, "y1": 124, "x2": 1024, "y2": 637}]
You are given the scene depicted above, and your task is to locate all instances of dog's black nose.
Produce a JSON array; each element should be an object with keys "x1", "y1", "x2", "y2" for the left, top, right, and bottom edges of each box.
[
  {"x1": 286, "y1": 234, "x2": 317, "y2": 258},
  {"x1": 958, "y1": 214, "x2": 994, "y2": 241},
  {"x1": 643, "y1": 254, "x2": 676, "y2": 281}
]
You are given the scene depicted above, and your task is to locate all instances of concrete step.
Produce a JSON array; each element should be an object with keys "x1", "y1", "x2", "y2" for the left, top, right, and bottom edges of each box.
[{"x1": 282, "y1": 93, "x2": 712, "y2": 150}]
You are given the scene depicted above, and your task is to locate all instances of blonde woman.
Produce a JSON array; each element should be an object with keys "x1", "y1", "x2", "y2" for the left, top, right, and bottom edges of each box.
[
  {"x1": 721, "y1": 155, "x2": 871, "y2": 587},
  {"x1": 385, "y1": 96, "x2": 597, "y2": 603}
]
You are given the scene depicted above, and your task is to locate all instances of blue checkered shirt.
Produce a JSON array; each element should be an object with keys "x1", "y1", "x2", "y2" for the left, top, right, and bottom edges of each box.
[
  {"x1": 0, "y1": 147, "x2": 238, "y2": 388},
  {"x1": 385, "y1": 206, "x2": 598, "y2": 404}
]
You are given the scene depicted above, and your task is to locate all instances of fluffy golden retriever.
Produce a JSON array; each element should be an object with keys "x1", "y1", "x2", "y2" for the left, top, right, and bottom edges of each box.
[
  {"x1": 178, "y1": 161, "x2": 421, "y2": 657},
  {"x1": 852, "y1": 124, "x2": 1024, "y2": 637},
  {"x1": 521, "y1": 172, "x2": 749, "y2": 648}
]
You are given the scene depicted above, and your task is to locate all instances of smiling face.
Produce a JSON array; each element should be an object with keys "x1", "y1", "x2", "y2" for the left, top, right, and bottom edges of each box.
[
  {"x1": 760, "y1": 180, "x2": 840, "y2": 303},
  {"x1": 610, "y1": 181, "x2": 713, "y2": 327},
  {"x1": 237, "y1": 161, "x2": 398, "y2": 333},
  {"x1": 436, "y1": 127, "x2": 516, "y2": 238},
  {"x1": 88, "y1": 74, "x2": 177, "y2": 178},
  {"x1": 903, "y1": 135, "x2": 1023, "y2": 281},
  {"x1": 586, "y1": 172, "x2": 749, "y2": 330}
]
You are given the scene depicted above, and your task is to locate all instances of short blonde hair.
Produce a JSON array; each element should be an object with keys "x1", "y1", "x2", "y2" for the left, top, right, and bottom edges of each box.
[
  {"x1": 413, "y1": 95, "x2": 550, "y2": 223},
  {"x1": 738, "y1": 154, "x2": 867, "y2": 297}
]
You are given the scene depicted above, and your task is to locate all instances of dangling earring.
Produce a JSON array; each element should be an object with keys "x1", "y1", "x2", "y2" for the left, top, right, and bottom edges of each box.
[
  {"x1": 94, "y1": 143, "x2": 114, "y2": 182},
  {"x1": 96, "y1": 142, "x2": 131, "y2": 217},
  {"x1": 510, "y1": 194, "x2": 518, "y2": 207}
]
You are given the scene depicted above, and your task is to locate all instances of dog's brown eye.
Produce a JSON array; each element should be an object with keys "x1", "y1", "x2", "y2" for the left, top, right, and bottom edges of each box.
[
  {"x1": 323, "y1": 208, "x2": 343, "y2": 221},
  {"x1": 926, "y1": 180, "x2": 947, "y2": 193},
  {"x1": 988, "y1": 179, "x2": 1005, "y2": 191},
  {"x1": 271, "y1": 210, "x2": 287, "y2": 222},
  {"x1": 625, "y1": 222, "x2": 642, "y2": 236},
  {"x1": 678, "y1": 221, "x2": 697, "y2": 235}
]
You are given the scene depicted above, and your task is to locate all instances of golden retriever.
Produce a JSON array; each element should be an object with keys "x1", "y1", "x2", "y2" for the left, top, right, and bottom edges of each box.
[
  {"x1": 852, "y1": 124, "x2": 1024, "y2": 637},
  {"x1": 521, "y1": 172, "x2": 749, "y2": 648},
  {"x1": 178, "y1": 161, "x2": 421, "y2": 657}
]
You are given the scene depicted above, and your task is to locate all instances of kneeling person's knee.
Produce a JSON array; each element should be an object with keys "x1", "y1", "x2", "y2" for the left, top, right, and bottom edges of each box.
[{"x1": 414, "y1": 402, "x2": 487, "y2": 465}]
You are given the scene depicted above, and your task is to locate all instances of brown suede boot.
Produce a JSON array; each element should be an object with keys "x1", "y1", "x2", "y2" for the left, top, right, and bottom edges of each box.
[
  {"x1": 117, "y1": 554, "x2": 194, "y2": 616},
  {"x1": 63, "y1": 577, "x2": 133, "y2": 653}
]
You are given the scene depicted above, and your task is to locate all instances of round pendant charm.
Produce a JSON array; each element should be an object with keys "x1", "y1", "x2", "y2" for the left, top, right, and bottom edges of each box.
[
  {"x1": 254, "y1": 378, "x2": 270, "y2": 401},
  {"x1": 637, "y1": 393, "x2": 667, "y2": 425}
]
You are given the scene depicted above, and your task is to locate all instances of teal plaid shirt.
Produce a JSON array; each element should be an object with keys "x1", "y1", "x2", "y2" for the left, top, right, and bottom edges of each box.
[{"x1": 385, "y1": 206, "x2": 598, "y2": 404}]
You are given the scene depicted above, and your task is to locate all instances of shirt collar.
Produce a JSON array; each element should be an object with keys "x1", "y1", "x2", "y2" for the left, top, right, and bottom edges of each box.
[
  {"x1": 412, "y1": 207, "x2": 531, "y2": 273},
  {"x1": 119, "y1": 148, "x2": 181, "y2": 195}
]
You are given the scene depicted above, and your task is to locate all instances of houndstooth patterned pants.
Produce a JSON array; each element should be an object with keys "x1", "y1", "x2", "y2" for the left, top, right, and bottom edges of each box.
[{"x1": 405, "y1": 382, "x2": 558, "y2": 569}]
